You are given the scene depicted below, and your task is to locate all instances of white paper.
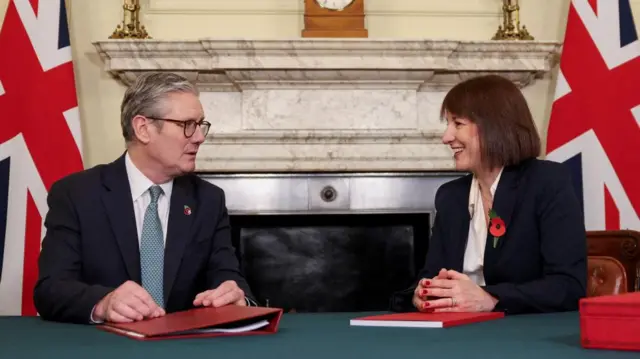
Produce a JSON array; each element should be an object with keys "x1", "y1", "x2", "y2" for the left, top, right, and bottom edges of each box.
[{"x1": 178, "y1": 319, "x2": 270, "y2": 334}]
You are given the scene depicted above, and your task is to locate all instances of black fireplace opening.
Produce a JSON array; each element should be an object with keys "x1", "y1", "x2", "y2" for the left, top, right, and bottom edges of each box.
[{"x1": 230, "y1": 212, "x2": 430, "y2": 313}]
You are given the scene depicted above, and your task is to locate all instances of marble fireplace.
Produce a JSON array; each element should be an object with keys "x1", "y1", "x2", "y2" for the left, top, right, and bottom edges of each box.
[{"x1": 93, "y1": 38, "x2": 560, "y2": 312}]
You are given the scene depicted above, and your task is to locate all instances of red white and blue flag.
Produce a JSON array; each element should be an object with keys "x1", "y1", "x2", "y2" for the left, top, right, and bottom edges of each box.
[
  {"x1": 546, "y1": 0, "x2": 640, "y2": 231},
  {"x1": 0, "y1": 0, "x2": 83, "y2": 316}
]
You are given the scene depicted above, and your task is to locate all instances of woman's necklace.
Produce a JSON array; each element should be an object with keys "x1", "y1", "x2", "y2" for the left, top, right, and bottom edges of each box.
[{"x1": 480, "y1": 189, "x2": 493, "y2": 225}]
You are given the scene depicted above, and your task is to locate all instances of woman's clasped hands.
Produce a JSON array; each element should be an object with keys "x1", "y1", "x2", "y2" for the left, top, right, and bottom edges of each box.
[{"x1": 412, "y1": 269, "x2": 499, "y2": 313}]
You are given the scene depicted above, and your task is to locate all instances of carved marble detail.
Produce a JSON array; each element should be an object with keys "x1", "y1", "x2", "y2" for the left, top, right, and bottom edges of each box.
[{"x1": 93, "y1": 38, "x2": 561, "y2": 171}]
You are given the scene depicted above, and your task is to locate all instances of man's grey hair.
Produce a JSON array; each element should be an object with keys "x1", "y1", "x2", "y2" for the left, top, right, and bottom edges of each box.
[{"x1": 120, "y1": 72, "x2": 199, "y2": 142}]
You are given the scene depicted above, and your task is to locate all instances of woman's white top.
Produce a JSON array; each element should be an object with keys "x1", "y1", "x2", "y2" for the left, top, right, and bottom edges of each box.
[{"x1": 463, "y1": 168, "x2": 504, "y2": 286}]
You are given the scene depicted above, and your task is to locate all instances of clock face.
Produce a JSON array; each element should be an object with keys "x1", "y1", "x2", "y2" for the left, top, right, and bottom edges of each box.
[{"x1": 314, "y1": 0, "x2": 356, "y2": 11}]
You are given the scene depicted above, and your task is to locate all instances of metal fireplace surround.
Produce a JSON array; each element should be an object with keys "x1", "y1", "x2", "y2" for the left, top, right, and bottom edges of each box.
[
  {"x1": 201, "y1": 172, "x2": 462, "y2": 217},
  {"x1": 199, "y1": 171, "x2": 463, "y2": 313}
]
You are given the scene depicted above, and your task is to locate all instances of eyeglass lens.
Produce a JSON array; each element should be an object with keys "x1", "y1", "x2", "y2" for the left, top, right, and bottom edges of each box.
[{"x1": 185, "y1": 121, "x2": 210, "y2": 137}]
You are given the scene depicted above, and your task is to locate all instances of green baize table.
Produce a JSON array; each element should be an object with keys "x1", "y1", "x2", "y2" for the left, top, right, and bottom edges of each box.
[{"x1": 0, "y1": 311, "x2": 636, "y2": 359}]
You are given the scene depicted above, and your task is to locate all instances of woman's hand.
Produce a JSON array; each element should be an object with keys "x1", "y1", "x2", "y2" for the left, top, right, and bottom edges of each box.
[
  {"x1": 411, "y1": 278, "x2": 430, "y2": 312},
  {"x1": 411, "y1": 269, "x2": 451, "y2": 311},
  {"x1": 417, "y1": 269, "x2": 498, "y2": 312}
]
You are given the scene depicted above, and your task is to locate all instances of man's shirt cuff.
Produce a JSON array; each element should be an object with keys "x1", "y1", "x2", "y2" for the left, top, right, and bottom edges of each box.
[{"x1": 89, "y1": 305, "x2": 104, "y2": 324}]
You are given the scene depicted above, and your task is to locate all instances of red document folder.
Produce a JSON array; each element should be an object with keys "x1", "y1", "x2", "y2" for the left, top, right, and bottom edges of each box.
[
  {"x1": 580, "y1": 292, "x2": 640, "y2": 351},
  {"x1": 350, "y1": 311, "x2": 504, "y2": 328},
  {"x1": 98, "y1": 305, "x2": 283, "y2": 341}
]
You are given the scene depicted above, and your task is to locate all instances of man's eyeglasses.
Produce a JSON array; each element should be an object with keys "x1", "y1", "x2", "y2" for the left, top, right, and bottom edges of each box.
[{"x1": 147, "y1": 117, "x2": 211, "y2": 138}]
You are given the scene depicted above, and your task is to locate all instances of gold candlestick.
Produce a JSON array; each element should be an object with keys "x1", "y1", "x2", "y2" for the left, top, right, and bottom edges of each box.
[
  {"x1": 109, "y1": 0, "x2": 151, "y2": 39},
  {"x1": 492, "y1": 0, "x2": 533, "y2": 40}
]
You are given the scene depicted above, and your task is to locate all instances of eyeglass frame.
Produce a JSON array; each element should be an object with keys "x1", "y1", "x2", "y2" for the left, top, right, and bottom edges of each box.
[{"x1": 146, "y1": 116, "x2": 211, "y2": 138}]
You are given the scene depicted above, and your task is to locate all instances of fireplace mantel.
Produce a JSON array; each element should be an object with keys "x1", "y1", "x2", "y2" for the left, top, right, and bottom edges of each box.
[{"x1": 93, "y1": 38, "x2": 561, "y2": 172}]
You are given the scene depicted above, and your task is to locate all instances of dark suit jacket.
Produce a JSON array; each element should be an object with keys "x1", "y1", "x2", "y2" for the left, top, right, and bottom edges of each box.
[
  {"x1": 390, "y1": 158, "x2": 587, "y2": 315},
  {"x1": 33, "y1": 154, "x2": 254, "y2": 323}
]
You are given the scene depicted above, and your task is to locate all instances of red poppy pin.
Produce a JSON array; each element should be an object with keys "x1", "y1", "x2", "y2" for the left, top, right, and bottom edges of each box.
[
  {"x1": 488, "y1": 209, "x2": 506, "y2": 248},
  {"x1": 184, "y1": 205, "x2": 192, "y2": 216}
]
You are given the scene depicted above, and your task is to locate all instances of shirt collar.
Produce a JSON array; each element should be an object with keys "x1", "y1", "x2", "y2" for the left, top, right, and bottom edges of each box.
[
  {"x1": 489, "y1": 167, "x2": 504, "y2": 196},
  {"x1": 468, "y1": 166, "x2": 504, "y2": 217},
  {"x1": 125, "y1": 152, "x2": 173, "y2": 202}
]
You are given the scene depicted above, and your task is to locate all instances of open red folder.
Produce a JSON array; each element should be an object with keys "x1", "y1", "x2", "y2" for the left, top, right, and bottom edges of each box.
[
  {"x1": 350, "y1": 311, "x2": 504, "y2": 328},
  {"x1": 98, "y1": 305, "x2": 283, "y2": 341}
]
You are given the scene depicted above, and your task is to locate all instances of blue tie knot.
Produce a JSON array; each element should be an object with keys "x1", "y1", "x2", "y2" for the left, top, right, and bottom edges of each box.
[{"x1": 149, "y1": 185, "x2": 163, "y2": 204}]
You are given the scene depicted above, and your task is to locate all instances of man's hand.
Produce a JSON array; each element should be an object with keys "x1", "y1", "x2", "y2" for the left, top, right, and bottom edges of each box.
[
  {"x1": 193, "y1": 280, "x2": 246, "y2": 308},
  {"x1": 93, "y1": 281, "x2": 165, "y2": 323}
]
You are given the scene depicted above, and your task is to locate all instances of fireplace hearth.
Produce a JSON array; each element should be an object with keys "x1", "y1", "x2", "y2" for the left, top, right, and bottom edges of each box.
[{"x1": 203, "y1": 172, "x2": 462, "y2": 312}]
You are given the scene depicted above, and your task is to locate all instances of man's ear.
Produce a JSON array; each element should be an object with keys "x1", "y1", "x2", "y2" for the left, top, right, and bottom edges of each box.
[{"x1": 131, "y1": 115, "x2": 151, "y2": 144}]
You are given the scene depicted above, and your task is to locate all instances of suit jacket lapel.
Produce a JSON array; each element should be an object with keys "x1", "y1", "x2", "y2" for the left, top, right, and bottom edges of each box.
[
  {"x1": 484, "y1": 162, "x2": 525, "y2": 265},
  {"x1": 449, "y1": 175, "x2": 473, "y2": 272},
  {"x1": 163, "y1": 176, "x2": 196, "y2": 303},
  {"x1": 101, "y1": 154, "x2": 141, "y2": 283}
]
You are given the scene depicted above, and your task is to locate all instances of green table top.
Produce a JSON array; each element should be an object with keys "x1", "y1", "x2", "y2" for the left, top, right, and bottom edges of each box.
[{"x1": 0, "y1": 311, "x2": 636, "y2": 359}]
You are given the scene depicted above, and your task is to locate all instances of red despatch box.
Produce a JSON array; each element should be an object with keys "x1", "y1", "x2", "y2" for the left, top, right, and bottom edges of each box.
[{"x1": 580, "y1": 292, "x2": 640, "y2": 351}]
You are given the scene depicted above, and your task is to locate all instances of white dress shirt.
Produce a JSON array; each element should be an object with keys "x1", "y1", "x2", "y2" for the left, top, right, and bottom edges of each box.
[
  {"x1": 463, "y1": 168, "x2": 504, "y2": 286},
  {"x1": 124, "y1": 153, "x2": 173, "y2": 245}
]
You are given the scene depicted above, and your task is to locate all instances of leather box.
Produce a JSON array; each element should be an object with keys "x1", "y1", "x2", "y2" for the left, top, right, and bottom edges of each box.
[{"x1": 580, "y1": 292, "x2": 640, "y2": 351}]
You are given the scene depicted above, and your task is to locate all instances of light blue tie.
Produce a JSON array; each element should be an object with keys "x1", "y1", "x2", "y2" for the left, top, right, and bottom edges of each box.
[{"x1": 140, "y1": 185, "x2": 165, "y2": 308}]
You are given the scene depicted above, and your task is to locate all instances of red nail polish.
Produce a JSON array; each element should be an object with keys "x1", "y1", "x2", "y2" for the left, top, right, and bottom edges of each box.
[
  {"x1": 423, "y1": 302, "x2": 430, "y2": 309},
  {"x1": 421, "y1": 289, "x2": 428, "y2": 296},
  {"x1": 425, "y1": 280, "x2": 431, "y2": 286}
]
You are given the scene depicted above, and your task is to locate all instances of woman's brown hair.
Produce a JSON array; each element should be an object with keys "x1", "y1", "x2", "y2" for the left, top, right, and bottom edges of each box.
[{"x1": 440, "y1": 74, "x2": 541, "y2": 169}]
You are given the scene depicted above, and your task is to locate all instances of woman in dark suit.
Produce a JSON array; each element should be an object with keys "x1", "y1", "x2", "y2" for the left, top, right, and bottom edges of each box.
[{"x1": 391, "y1": 74, "x2": 587, "y2": 315}]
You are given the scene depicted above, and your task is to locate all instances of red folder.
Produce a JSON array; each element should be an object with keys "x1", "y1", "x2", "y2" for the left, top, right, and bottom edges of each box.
[
  {"x1": 580, "y1": 292, "x2": 640, "y2": 351},
  {"x1": 350, "y1": 311, "x2": 504, "y2": 328},
  {"x1": 98, "y1": 305, "x2": 283, "y2": 341}
]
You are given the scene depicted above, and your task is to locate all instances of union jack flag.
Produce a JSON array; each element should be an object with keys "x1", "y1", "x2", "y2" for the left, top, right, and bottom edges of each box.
[
  {"x1": 0, "y1": 0, "x2": 83, "y2": 316},
  {"x1": 546, "y1": 0, "x2": 640, "y2": 231}
]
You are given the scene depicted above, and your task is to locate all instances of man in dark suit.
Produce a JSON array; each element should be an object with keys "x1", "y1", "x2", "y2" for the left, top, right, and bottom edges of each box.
[{"x1": 34, "y1": 72, "x2": 256, "y2": 324}]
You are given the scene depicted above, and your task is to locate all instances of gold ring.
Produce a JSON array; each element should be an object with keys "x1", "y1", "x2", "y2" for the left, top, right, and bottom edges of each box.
[{"x1": 451, "y1": 297, "x2": 456, "y2": 307}]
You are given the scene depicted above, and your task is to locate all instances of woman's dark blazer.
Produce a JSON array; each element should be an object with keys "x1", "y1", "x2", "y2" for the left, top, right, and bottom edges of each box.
[{"x1": 390, "y1": 158, "x2": 588, "y2": 315}]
